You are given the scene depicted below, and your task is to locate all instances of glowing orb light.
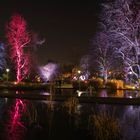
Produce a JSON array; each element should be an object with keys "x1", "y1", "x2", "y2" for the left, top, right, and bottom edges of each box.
[{"x1": 39, "y1": 63, "x2": 59, "y2": 82}]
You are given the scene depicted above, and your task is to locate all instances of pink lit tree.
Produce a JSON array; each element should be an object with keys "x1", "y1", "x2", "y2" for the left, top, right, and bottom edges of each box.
[
  {"x1": 6, "y1": 99, "x2": 26, "y2": 140},
  {"x1": 6, "y1": 14, "x2": 31, "y2": 82}
]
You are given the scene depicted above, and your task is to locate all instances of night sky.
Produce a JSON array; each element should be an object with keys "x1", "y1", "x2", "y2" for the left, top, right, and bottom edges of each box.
[{"x1": 0, "y1": 0, "x2": 101, "y2": 65}]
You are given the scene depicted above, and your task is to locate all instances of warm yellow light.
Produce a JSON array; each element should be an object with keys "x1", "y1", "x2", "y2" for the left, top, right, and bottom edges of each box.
[
  {"x1": 78, "y1": 70, "x2": 81, "y2": 74},
  {"x1": 6, "y1": 68, "x2": 10, "y2": 72}
]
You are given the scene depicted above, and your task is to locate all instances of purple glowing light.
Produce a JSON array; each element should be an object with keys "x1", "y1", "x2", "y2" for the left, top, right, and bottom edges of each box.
[
  {"x1": 39, "y1": 63, "x2": 59, "y2": 82},
  {"x1": 0, "y1": 43, "x2": 6, "y2": 70}
]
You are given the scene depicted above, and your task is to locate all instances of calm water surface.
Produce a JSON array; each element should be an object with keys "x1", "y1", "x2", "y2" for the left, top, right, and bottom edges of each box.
[{"x1": 0, "y1": 89, "x2": 139, "y2": 140}]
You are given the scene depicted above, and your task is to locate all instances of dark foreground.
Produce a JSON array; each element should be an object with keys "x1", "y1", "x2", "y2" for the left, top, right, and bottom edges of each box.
[
  {"x1": 0, "y1": 89, "x2": 140, "y2": 105},
  {"x1": 0, "y1": 89, "x2": 139, "y2": 140}
]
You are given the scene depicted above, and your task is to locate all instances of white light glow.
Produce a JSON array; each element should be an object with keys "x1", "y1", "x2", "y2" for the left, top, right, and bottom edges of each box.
[{"x1": 39, "y1": 63, "x2": 58, "y2": 82}]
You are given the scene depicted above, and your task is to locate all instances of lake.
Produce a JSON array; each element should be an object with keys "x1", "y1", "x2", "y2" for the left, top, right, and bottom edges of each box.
[{"x1": 0, "y1": 89, "x2": 140, "y2": 140}]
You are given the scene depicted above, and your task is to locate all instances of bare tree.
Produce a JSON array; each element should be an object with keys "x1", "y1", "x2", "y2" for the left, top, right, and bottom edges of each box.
[
  {"x1": 100, "y1": 0, "x2": 140, "y2": 85},
  {"x1": 91, "y1": 31, "x2": 122, "y2": 84},
  {"x1": 6, "y1": 14, "x2": 31, "y2": 82}
]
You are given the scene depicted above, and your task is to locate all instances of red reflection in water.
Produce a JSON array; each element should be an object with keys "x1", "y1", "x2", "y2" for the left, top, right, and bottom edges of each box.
[{"x1": 6, "y1": 99, "x2": 27, "y2": 140}]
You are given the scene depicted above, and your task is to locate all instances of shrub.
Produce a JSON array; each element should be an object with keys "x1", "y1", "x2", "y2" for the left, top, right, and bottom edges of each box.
[
  {"x1": 106, "y1": 80, "x2": 124, "y2": 89},
  {"x1": 88, "y1": 78, "x2": 103, "y2": 91},
  {"x1": 88, "y1": 111, "x2": 121, "y2": 140},
  {"x1": 72, "y1": 81, "x2": 88, "y2": 90},
  {"x1": 62, "y1": 97, "x2": 79, "y2": 115},
  {"x1": 106, "y1": 81, "x2": 117, "y2": 93},
  {"x1": 106, "y1": 81, "x2": 117, "y2": 89}
]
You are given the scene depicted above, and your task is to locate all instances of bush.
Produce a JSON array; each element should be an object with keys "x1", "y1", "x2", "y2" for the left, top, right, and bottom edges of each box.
[
  {"x1": 62, "y1": 97, "x2": 79, "y2": 115},
  {"x1": 72, "y1": 81, "x2": 88, "y2": 90},
  {"x1": 88, "y1": 78, "x2": 103, "y2": 91},
  {"x1": 106, "y1": 80, "x2": 124, "y2": 89},
  {"x1": 106, "y1": 81, "x2": 117, "y2": 89},
  {"x1": 106, "y1": 81, "x2": 117, "y2": 93},
  {"x1": 88, "y1": 111, "x2": 121, "y2": 140}
]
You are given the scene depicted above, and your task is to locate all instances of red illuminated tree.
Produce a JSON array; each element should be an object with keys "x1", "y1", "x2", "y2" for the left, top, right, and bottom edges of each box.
[{"x1": 6, "y1": 14, "x2": 31, "y2": 82}]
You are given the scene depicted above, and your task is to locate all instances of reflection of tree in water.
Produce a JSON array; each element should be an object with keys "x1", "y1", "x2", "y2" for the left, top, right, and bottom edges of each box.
[
  {"x1": 5, "y1": 99, "x2": 27, "y2": 140},
  {"x1": 25, "y1": 100, "x2": 55, "y2": 140},
  {"x1": 88, "y1": 111, "x2": 121, "y2": 140},
  {"x1": 62, "y1": 97, "x2": 79, "y2": 116},
  {"x1": 62, "y1": 97, "x2": 82, "y2": 131},
  {"x1": 0, "y1": 98, "x2": 7, "y2": 119},
  {"x1": 87, "y1": 104, "x2": 140, "y2": 140},
  {"x1": 25, "y1": 101, "x2": 44, "y2": 140},
  {"x1": 5, "y1": 99, "x2": 56, "y2": 140},
  {"x1": 98, "y1": 89, "x2": 124, "y2": 98},
  {"x1": 98, "y1": 89, "x2": 108, "y2": 97},
  {"x1": 124, "y1": 90, "x2": 139, "y2": 98},
  {"x1": 0, "y1": 98, "x2": 7, "y2": 139},
  {"x1": 121, "y1": 106, "x2": 140, "y2": 140}
]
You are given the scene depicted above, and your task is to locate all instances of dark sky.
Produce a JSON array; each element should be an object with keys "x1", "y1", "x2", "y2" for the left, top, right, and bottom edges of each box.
[{"x1": 0, "y1": 0, "x2": 101, "y2": 65}]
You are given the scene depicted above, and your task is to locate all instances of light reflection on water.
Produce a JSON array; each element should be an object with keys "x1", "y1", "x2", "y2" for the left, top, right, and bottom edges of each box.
[
  {"x1": 0, "y1": 90, "x2": 140, "y2": 139},
  {"x1": 120, "y1": 105, "x2": 140, "y2": 140},
  {"x1": 1, "y1": 88, "x2": 140, "y2": 98},
  {"x1": 78, "y1": 89, "x2": 140, "y2": 98},
  {"x1": 56, "y1": 88, "x2": 140, "y2": 98},
  {"x1": 5, "y1": 99, "x2": 27, "y2": 140}
]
